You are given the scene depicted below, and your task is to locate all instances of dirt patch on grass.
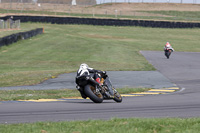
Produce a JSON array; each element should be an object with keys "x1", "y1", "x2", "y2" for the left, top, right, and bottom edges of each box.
[
  {"x1": 83, "y1": 34, "x2": 134, "y2": 41},
  {"x1": 95, "y1": 3, "x2": 200, "y2": 11},
  {"x1": 1, "y1": 3, "x2": 200, "y2": 13},
  {"x1": 0, "y1": 3, "x2": 200, "y2": 19}
]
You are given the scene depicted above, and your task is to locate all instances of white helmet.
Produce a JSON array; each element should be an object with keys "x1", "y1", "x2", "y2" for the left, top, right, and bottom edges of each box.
[
  {"x1": 80, "y1": 63, "x2": 89, "y2": 69},
  {"x1": 165, "y1": 42, "x2": 171, "y2": 48}
]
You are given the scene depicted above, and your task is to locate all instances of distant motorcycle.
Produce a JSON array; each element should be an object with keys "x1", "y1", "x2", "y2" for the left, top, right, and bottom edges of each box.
[
  {"x1": 76, "y1": 72, "x2": 122, "y2": 103},
  {"x1": 165, "y1": 49, "x2": 172, "y2": 59}
]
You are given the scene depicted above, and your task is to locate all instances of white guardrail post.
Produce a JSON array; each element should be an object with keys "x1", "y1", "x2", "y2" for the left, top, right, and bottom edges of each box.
[{"x1": 0, "y1": 19, "x2": 21, "y2": 30}]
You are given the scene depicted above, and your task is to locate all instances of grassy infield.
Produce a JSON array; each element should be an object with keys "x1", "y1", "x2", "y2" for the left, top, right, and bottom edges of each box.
[{"x1": 0, "y1": 10, "x2": 200, "y2": 132}]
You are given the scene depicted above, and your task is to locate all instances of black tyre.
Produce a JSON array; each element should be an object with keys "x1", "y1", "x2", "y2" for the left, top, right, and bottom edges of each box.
[
  {"x1": 167, "y1": 52, "x2": 170, "y2": 59},
  {"x1": 165, "y1": 51, "x2": 171, "y2": 59},
  {"x1": 113, "y1": 89, "x2": 122, "y2": 103},
  {"x1": 84, "y1": 85, "x2": 103, "y2": 103}
]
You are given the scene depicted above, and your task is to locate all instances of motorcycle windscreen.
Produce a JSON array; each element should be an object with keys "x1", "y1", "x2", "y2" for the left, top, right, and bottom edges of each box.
[
  {"x1": 76, "y1": 76, "x2": 88, "y2": 86},
  {"x1": 104, "y1": 77, "x2": 114, "y2": 96}
]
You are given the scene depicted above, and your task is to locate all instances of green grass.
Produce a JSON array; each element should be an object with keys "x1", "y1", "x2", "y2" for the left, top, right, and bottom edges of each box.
[
  {"x1": 0, "y1": 27, "x2": 36, "y2": 38},
  {"x1": 0, "y1": 88, "x2": 149, "y2": 101},
  {"x1": 0, "y1": 118, "x2": 200, "y2": 133},
  {"x1": 1, "y1": 23, "x2": 200, "y2": 87},
  {"x1": 1, "y1": 14, "x2": 200, "y2": 131},
  {"x1": 147, "y1": 11, "x2": 200, "y2": 22}
]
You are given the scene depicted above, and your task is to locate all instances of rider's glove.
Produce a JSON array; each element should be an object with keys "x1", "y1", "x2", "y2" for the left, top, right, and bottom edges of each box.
[{"x1": 102, "y1": 71, "x2": 107, "y2": 78}]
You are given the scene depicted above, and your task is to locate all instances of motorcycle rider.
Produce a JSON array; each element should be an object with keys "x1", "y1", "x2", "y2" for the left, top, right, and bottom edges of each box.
[
  {"x1": 75, "y1": 63, "x2": 106, "y2": 99},
  {"x1": 164, "y1": 42, "x2": 174, "y2": 51},
  {"x1": 164, "y1": 42, "x2": 174, "y2": 59}
]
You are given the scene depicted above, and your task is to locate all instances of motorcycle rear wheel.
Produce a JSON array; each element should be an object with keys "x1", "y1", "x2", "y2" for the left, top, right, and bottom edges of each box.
[{"x1": 84, "y1": 85, "x2": 103, "y2": 103}]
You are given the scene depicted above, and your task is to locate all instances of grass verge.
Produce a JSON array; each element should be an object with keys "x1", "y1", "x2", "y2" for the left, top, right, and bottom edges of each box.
[
  {"x1": 0, "y1": 118, "x2": 200, "y2": 133},
  {"x1": 1, "y1": 23, "x2": 200, "y2": 86},
  {"x1": 0, "y1": 88, "x2": 149, "y2": 101}
]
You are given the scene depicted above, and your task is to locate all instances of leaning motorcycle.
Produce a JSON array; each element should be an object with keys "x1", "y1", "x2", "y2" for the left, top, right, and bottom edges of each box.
[
  {"x1": 165, "y1": 49, "x2": 172, "y2": 59},
  {"x1": 76, "y1": 72, "x2": 122, "y2": 103}
]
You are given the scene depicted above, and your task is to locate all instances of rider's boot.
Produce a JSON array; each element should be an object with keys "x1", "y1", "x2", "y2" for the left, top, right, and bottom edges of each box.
[{"x1": 76, "y1": 86, "x2": 87, "y2": 99}]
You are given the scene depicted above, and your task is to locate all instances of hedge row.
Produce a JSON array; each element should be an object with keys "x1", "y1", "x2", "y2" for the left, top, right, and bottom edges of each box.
[
  {"x1": 1, "y1": 15, "x2": 200, "y2": 28},
  {"x1": 0, "y1": 28, "x2": 43, "y2": 47}
]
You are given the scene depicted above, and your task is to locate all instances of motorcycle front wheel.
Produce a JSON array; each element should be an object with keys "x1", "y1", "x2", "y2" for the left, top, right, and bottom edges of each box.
[
  {"x1": 84, "y1": 85, "x2": 103, "y2": 103},
  {"x1": 165, "y1": 51, "x2": 171, "y2": 59},
  {"x1": 113, "y1": 89, "x2": 122, "y2": 103}
]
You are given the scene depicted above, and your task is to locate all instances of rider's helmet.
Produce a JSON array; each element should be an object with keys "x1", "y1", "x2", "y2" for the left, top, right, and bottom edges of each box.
[
  {"x1": 165, "y1": 42, "x2": 171, "y2": 48},
  {"x1": 80, "y1": 63, "x2": 89, "y2": 70},
  {"x1": 80, "y1": 63, "x2": 93, "y2": 70}
]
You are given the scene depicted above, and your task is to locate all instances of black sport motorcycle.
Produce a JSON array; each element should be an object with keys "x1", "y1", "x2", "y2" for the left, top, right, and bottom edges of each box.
[
  {"x1": 76, "y1": 72, "x2": 122, "y2": 103},
  {"x1": 165, "y1": 49, "x2": 172, "y2": 59}
]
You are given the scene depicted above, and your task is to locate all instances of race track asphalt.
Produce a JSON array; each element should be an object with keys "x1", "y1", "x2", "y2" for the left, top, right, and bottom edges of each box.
[
  {"x1": 0, "y1": 51, "x2": 200, "y2": 124},
  {"x1": 140, "y1": 51, "x2": 200, "y2": 93},
  {"x1": 0, "y1": 71, "x2": 175, "y2": 90}
]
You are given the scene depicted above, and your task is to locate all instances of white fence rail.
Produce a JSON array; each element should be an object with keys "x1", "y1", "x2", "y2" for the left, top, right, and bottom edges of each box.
[
  {"x1": 98, "y1": 0, "x2": 200, "y2": 4},
  {"x1": 0, "y1": 0, "x2": 200, "y2": 4}
]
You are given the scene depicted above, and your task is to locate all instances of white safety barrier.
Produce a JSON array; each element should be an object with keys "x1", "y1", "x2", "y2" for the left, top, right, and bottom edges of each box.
[{"x1": 0, "y1": 19, "x2": 20, "y2": 29}]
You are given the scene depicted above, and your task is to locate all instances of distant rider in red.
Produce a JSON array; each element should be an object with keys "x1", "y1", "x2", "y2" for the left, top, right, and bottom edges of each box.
[{"x1": 164, "y1": 42, "x2": 174, "y2": 59}]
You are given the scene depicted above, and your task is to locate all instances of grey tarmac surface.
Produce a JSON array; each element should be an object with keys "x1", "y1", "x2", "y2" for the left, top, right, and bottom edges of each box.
[
  {"x1": 0, "y1": 71, "x2": 175, "y2": 90},
  {"x1": 1, "y1": 51, "x2": 200, "y2": 124},
  {"x1": 140, "y1": 51, "x2": 200, "y2": 93}
]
